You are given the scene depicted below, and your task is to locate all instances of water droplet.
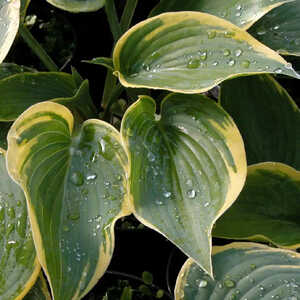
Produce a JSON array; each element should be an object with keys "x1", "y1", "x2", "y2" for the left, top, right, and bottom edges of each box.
[
  {"x1": 256, "y1": 29, "x2": 266, "y2": 36},
  {"x1": 67, "y1": 266, "x2": 72, "y2": 272},
  {"x1": 204, "y1": 202, "x2": 210, "y2": 207},
  {"x1": 235, "y1": 49, "x2": 243, "y2": 57},
  {"x1": 212, "y1": 61, "x2": 219, "y2": 66},
  {"x1": 187, "y1": 189, "x2": 196, "y2": 199},
  {"x1": 63, "y1": 225, "x2": 70, "y2": 232},
  {"x1": 241, "y1": 60, "x2": 250, "y2": 68},
  {"x1": 274, "y1": 68, "x2": 282, "y2": 74},
  {"x1": 70, "y1": 172, "x2": 84, "y2": 186},
  {"x1": 224, "y1": 31, "x2": 235, "y2": 38},
  {"x1": 68, "y1": 213, "x2": 80, "y2": 221},
  {"x1": 147, "y1": 152, "x2": 156, "y2": 162},
  {"x1": 285, "y1": 63, "x2": 293, "y2": 70},
  {"x1": 199, "y1": 51, "x2": 207, "y2": 61},
  {"x1": 8, "y1": 207, "x2": 15, "y2": 219},
  {"x1": 224, "y1": 279, "x2": 235, "y2": 288},
  {"x1": 236, "y1": 4, "x2": 242, "y2": 10},
  {"x1": 223, "y1": 49, "x2": 231, "y2": 56},
  {"x1": 142, "y1": 63, "x2": 150, "y2": 71},
  {"x1": 199, "y1": 280, "x2": 208, "y2": 288},
  {"x1": 228, "y1": 59, "x2": 235, "y2": 66},
  {"x1": 235, "y1": 12, "x2": 241, "y2": 17},
  {"x1": 155, "y1": 199, "x2": 164, "y2": 205},
  {"x1": 218, "y1": 283, "x2": 223, "y2": 289},
  {"x1": 86, "y1": 173, "x2": 97, "y2": 181},
  {"x1": 186, "y1": 179, "x2": 192, "y2": 186},
  {"x1": 250, "y1": 264, "x2": 256, "y2": 269},
  {"x1": 273, "y1": 25, "x2": 280, "y2": 30},
  {"x1": 207, "y1": 30, "x2": 216, "y2": 39},
  {"x1": 163, "y1": 191, "x2": 171, "y2": 198},
  {"x1": 259, "y1": 285, "x2": 265, "y2": 291},
  {"x1": 129, "y1": 73, "x2": 138, "y2": 78},
  {"x1": 187, "y1": 58, "x2": 200, "y2": 69}
]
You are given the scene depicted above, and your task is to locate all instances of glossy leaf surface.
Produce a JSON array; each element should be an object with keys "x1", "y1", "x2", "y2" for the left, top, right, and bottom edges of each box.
[
  {"x1": 0, "y1": 0, "x2": 20, "y2": 63},
  {"x1": 150, "y1": 0, "x2": 291, "y2": 29},
  {"x1": 0, "y1": 63, "x2": 36, "y2": 80},
  {"x1": 121, "y1": 94, "x2": 246, "y2": 276},
  {"x1": 113, "y1": 12, "x2": 299, "y2": 94},
  {"x1": 175, "y1": 243, "x2": 300, "y2": 299},
  {"x1": 249, "y1": 0, "x2": 300, "y2": 56},
  {"x1": 0, "y1": 72, "x2": 96, "y2": 121},
  {"x1": 45, "y1": 0, "x2": 105, "y2": 12},
  {"x1": 83, "y1": 57, "x2": 114, "y2": 71},
  {"x1": 7, "y1": 102, "x2": 129, "y2": 300},
  {"x1": 24, "y1": 274, "x2": 51, "y2": 300},
  {"x1": 220, "y1": 74, "x2": 300, "y2": 170},
  {"x1": 213, "y1": 162, "x2": 300, "y2": 248},
  {"x1": 0, "y1": 149, "x2": 40, "y2": 300}
]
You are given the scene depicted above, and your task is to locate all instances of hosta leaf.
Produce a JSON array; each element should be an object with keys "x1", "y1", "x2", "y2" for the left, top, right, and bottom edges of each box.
[
  {"x1": 24, "y1": 273, "x2": 51, "y2": 300},
  {"x1": 213, "y1": 162, "x2": 300, "y2": 248},
  {"x1": 249, "y1": 0, "x2": 300, "y2": 56},
  {"x1": 150, "y1": 0, "x2": 292, "y2": 29},
  {"x1": 20, "y1": 0, "x2": 31, "y2": 23},
  {"x1": 83, "y1": 57, "x2": 114, "y2": 71},
  {"x1": 0, "y1": 0, "x2": 20, "y2": 63},
  {"x1": 175, "y1": 243, "x2": 300, "y2": 299},
  {"x1": 6, "y1": 102, "x2": 129, "y2": 300},
  {"x1": 121, "y1": 94, "x2": 246, "y2": 276},
  {"x1": 220, "y1": 74, "x2": 300, "y2": 170},
  {"x1": 0, "y1": 149, "x2": 40, "y2": 300},
  {"x1": 45, "y1": 0, "x2": 105, "y2": 12},
  {"x1": 113, "y1": 12, "x2": 299, "y2": 94},
  {"x1": 0, "y1": 63, "x2": 36, "y2": 80},
  {"x1": 0, "y1": 72, "x2": 96, "y2": 121}
]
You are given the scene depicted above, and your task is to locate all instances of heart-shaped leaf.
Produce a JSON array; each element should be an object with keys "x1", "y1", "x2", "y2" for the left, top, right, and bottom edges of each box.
[
  {"x1": 213, "y1": 162, "x2": 300, "y2": 248},
  {"x1": 249, "y1": 0, "x2": 300, "y2": 56},
  {"x1": 0, "y1": 0, "x2": 20, "y2": 63},
  {"x1": 0, "y1": 72, "x2": 96, "y2": 121},
  {"x1": 113, "y1": 12, "x2": 299, "y2": 94},
  {"x1": 220, "y1": 74, "x2": 300, "y2": 170},
  {"x1": 24, "y1": 273, "x2": 51, "y2": 300},
  {"x1": 0, "y1": 148, "x2": 40, "y2": 300},
  {"x1": 175, "y1": 242, "x2": 300, "y2": 299},
  {"x1": 121, "y1": 94, "x2": 247, "y2": 276},
  {"x1": 7, "y1": 102, "x2": 130, "y2": 300},
  {"x1": 45, "y1": 0, "x2": 105, "y2": 12},
  {"x1": 149, "y1": 0, "x2": 292, "y2": 29}
]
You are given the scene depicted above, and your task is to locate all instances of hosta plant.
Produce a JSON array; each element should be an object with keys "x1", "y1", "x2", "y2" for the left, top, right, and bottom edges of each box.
[{"x1": 0, "y1": 0, "x2": 300, "y2": 299}]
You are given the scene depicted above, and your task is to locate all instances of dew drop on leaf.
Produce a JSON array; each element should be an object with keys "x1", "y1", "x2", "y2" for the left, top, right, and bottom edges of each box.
[
  {"x1": 187, "y1": 189, "x2": 196, "y2": 199},
  {"x1": 147, "y1": 152, "x2": 156, "y2": 162},
  {"x1": 187, "y1": 58, "x2": 200, "y2": 69},
  {"x1": 241, "y1": 60, "x2": 250, "y2": 68},
  {"x1": 224, "y1": 279, "x2": 235, "y2": 288},
  {"x1": 86, "y1": 173, "x2": 97, "y2": 181},
  {"x1": 207, "y1": 30, "x2": 216, "y2": 39},
  {"x1": 228, "y1": 59, "x2": 235, "y2": 66},
  {"x1": 199, "y1": 280, "x2": 208, "y2": 288},
  {"x1": 223, "y1": 49, "x2": 231, "y2": 56},
  {"x1": 68, "y1": 213, "x2": 80, "y2": 221},
  {"x1": 235, "y1": 49, "x2": 243, "y2": 57},
  {"x1": 70, "y1": 172, "x2": 84, "y2": 186},
  {"x1": 163, "y1": 191, "x2": 171, "y2": 198}
]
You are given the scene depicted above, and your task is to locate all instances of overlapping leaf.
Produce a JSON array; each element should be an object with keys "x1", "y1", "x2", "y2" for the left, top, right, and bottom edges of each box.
[
  {"x1": 220, "y1": 74, "x2": 300, "y2": 170},
  {"x1": 175, "y1": 243, "x2": 300, "y2": 299},
  {"x1": 0, "y1": 72, "x2": 96, "y2": 121},
  {"x1": 249, "y1": 0, "x2": 300, "y2": 56},
  {"x1": 0, "y1": 0, "x2": 20, "y2": 63},
  {"x1": 45, "y1": 0, "x2": 105, "y2": 12},
  {"x1": 0, "y1": 149, "x2": 40, "y2": 300},
  {"x1": 121, "y1": 94, "x2": 246, "y2": 276},
  {"x1": 149, "y1": 0, "x2": 292, "y2": 29},
  {"x1": 213, "y1": 162, "x2": 300, "y2": 248},
  {"x1": 0, "y1": 63, "x2": 36, "y2": 81},
  {"x1": 113, "y1": 12, "x2": 299, "y2": 94},
  {"x1": 7, "y1": 102, "x2": 129, "y2": 300},
  {"x1": 24, "y1": 274, "x2": 51, "y2": 300}
]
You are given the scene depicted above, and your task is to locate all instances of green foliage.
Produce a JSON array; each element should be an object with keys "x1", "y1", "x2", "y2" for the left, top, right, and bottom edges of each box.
[{"x1": 1, "y1": 0, "x2": 300, "y2": 299}]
